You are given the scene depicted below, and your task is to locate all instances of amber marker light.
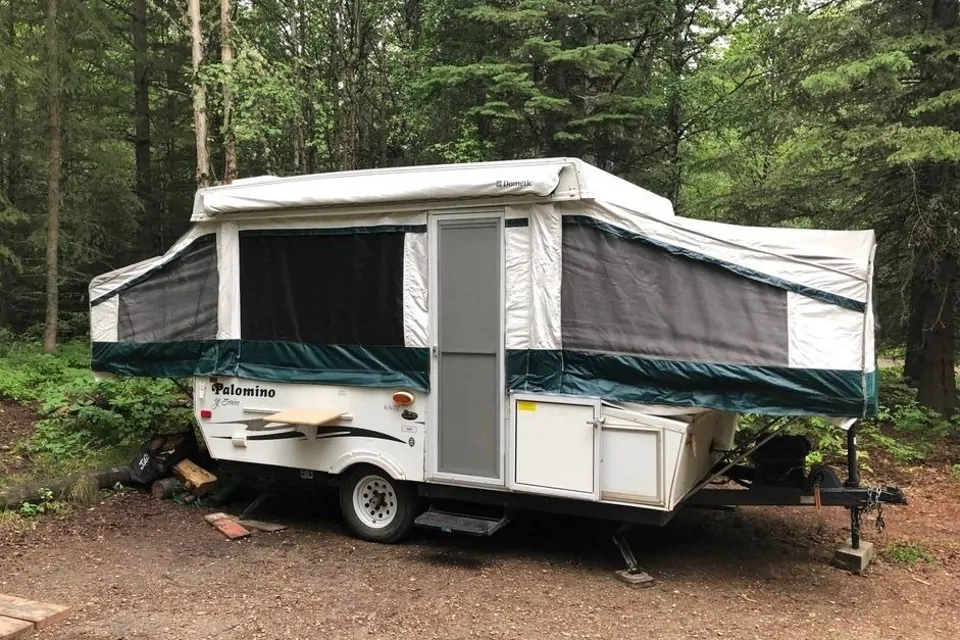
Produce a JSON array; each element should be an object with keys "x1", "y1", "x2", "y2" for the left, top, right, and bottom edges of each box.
[{"x1": 392, "y1": 391, "x2": 415, "y2": 406}]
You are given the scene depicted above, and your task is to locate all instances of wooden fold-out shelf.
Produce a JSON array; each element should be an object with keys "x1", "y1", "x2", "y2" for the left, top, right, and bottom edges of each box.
[{"x1": 264, "y1": 409, "x2": 346, "y2": 427}]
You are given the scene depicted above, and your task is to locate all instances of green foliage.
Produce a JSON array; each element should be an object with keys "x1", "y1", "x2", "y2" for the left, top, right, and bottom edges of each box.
[
  {"x1": 0, "y1": 341, "x2": 92, "y2": 403},
  {"x1": 0, "y1": 341, "x2": 192, "y2": 463},
  {"x1": 873, "y1": 367, "x2": 954, "y2": 462},
  {"x1": 17, "y1": 488, "x2": 64, "y2": 517},
  {"x1": 951, "y1": 464, "x2": 960, "y2": 482},
  {"x1": 883, "y1": 541, "x2": 936, "y2": 565},
  {"x1": 739, "y1": 366, "x2": 954, "y2": 469}
]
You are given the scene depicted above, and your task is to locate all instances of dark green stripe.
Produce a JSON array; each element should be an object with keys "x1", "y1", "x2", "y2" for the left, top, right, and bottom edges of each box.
[
  {"x1": 91, "y1": 341, "x2": 874, "y2": 417},
  {"x1": 505, "y1": 218, "x2": 529, "y2": 228},
  {"x1": 240, "y1": 224, "x2": 426, "y2": 237},
  {"x1": 562, "y1": 215, "x2": 865, "y2": 313},
  {"x1": 91, "y1": 340, "x2": 429, "y2": 391},
  {"x1": 90, "y1": 234, "x2": 216, "y2": 308},
  {"x1": 232, "y1": 341, "x2": 429, "y2": 390},
  {"x1": 864, "y1": 368, "x2": 878, "y2": 417},
  {"x1": 507, "y1": 349, "x2": 875, "y2": 418},
  {"x1": 91, "y1": 340, "x2": 221, "y2": 378}
]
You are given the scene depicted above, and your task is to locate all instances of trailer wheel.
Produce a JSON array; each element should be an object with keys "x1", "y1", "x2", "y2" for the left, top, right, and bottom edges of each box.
[{"x1": 339, "y1": 465, "x2": 416, "y2": 543}]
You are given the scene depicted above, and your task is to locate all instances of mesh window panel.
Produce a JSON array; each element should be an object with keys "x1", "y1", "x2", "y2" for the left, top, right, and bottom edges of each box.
[
  {"x1": 117, "y1": 236, "x2": 218, "y2": 343},
  {"x1": 561, "y1": 224, "x2": 789, "y2": 366},
  {"x1": 239, "y1": 231, "x2": 405, "y2": 346}
]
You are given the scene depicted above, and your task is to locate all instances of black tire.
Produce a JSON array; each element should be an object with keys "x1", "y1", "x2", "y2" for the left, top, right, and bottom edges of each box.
[
  {"x1": 805, "y1": 463, "x2": 842, "y2": 490},
  {"x1": 339, "y1": 465, "x2": 417, "y2": 543}
]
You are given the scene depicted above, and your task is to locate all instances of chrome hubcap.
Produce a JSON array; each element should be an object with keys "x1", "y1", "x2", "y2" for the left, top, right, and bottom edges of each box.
[{"x1": 353, "y1": 475, "x2": 397, "y2": 529}]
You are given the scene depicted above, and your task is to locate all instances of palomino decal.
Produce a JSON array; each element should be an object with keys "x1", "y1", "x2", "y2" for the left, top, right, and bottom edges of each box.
[{"x1": 211, "y1": 382, "x2": 277, "y2": 398}]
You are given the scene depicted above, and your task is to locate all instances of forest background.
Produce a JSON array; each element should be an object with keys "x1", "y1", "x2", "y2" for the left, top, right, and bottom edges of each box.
[{"x1": 0, "y1": 1, "x2": 957, "y2": 451}]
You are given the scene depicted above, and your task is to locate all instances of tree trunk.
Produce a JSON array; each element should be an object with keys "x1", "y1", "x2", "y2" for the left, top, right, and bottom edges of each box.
[
  {"x1": 338, "y1": 0, "x2": 363, "y2": 171},
  {"x1": 0, "y1": 1, "x2": 18, "y2": 328},
  {"x1": 132, "y1": 0, "x2": 153, "y2": 249},
  {"x1": 221, "y1": 0, "x2": 236, "y2": 183},
  {"x1": 581, "y1": 22, "x2": 599, "y2": 165},
  {"x1": 0, "y1": 467, "x2": 131, "y2": 510},
  {"x1": 2, "y1": 0, "x2": 16, "y2": 202},
  {"x1": 42, "y1": 0, "x2": 61, "y2": 355},
  {"x1": 665, "y1": 0, "x2": 688, "y2": 204},
  {"x1": 189, "y1": 0, "x2": 210, "y2": 188},
  {"x1": 904, "y1": 256, "x2": 927, "y2": 384},
  {"x1": 916, "y1": 254, "x2": 958, "y2": 417},
  {"x1": 291, "y1": 0, "x2": 306, "y2": 173}
]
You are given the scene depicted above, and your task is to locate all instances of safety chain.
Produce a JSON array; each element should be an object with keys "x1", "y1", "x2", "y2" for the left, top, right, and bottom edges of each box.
[{"x1": 862, "y1": 486, "x2": 886, "y2": 535}]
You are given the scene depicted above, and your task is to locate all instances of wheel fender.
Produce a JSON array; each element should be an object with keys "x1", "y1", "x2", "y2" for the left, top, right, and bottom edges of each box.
[{"x1": 331, "y1": 450, "x2": 407, "y2": 481}]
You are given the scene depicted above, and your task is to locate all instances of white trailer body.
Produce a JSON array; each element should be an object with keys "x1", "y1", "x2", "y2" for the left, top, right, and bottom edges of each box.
[
  {"x1": 89, "y1": 158, "x2": 896, "y2": 550},
  {"x1": 192, "y1": 376, "x2": 735, "y2": 514}
]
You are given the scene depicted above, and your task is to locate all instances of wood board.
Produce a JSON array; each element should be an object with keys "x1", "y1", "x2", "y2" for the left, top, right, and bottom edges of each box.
[
  {"x1": 264, "y1": 409, "x2": 345, "y2": 427},
  {"x1": 0, "y1": 593, "x2": 71, "y2": 639},
  {"x1": 172, "y1": 459, "x2": 217, "y2": 495},
  {"x1": 0, "y1": 616, "x2": 32, "y2": 640},
  {"x1": 238, "y1": 519, "x2": 288, "y2": 533},
  {"x1": 204, "y1": 512, "x2": 251, "y2": 539}
]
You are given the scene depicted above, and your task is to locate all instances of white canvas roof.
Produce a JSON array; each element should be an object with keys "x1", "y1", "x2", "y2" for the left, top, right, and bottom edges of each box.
[
  {"x1": 190, "y1": 157, "x2": 675, "y2": 221},
  {"x1": 189, "y1": 158, "x2": 872, "y2": 301}
]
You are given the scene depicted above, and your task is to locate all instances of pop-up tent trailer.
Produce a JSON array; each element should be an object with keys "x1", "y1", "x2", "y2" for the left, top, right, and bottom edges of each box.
[{"x1": 89, "y1": 158, "x2": 904, "y2": 579}]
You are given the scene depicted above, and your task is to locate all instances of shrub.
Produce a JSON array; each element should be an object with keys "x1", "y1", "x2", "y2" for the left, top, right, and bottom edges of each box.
[
  {"x1": 738, "y1": 365, "x2": 952, "y2": 469},
  {"x1": 1, "y1": 340, "x2": 192, "y2": 462},
  {"x1": 873, "y1": 367, "x2": 953, "y2": 462}
]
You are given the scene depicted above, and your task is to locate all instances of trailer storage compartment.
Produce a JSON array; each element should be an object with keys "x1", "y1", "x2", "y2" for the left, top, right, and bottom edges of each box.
[
  {"x1": 509, "y1": 394, "x2": 729, "y2": 511},
  {"x1": 511, "y1": 394, "x2": 600, "y2": 499}
]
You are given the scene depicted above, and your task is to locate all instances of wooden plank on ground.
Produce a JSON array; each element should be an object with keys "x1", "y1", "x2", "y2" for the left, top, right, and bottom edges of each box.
[
  {"x1": 0, "y1": 615, "x2": 32, "y2": 640},
  {"x1": 264, "y1": 409, "x2": 345, "y2": 427},
  {"x1": 204, "y1": 512, "x2": 251, "y2": 539},
  {"x1": 173, "y1": 459, "x2": 217, "y2": 495},
  {"x1": 0, "y1": 594, "x2": 70, "y2": 630},
  {"x1": 238, "y1": 519, "x2": 288, "y2": 533}
]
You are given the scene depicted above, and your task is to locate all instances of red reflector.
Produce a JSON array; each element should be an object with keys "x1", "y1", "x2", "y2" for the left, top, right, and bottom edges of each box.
[{"x1": 200, "y1": 409, "x2": 212, "y2": 418}]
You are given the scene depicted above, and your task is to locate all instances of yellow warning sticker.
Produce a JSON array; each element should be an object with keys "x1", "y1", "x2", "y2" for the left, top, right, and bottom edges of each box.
[{"x1": 517, "y1": 401, "x2": 537, "y2": 411}]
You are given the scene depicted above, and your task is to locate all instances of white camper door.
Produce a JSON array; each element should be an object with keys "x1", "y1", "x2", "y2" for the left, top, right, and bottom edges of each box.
[{"x1": 428, "y1": 212, "x2": 505, "y2": 486}]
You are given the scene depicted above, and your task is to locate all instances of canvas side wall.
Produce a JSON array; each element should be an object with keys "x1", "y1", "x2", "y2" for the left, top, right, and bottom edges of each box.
[
  {"x1": 503, "y1": 201, "x2": 876, "y2": 417},
  {"x1": 90, "y1": 224, "x2": 222, "y2": 377},
  {"x1": 91, "y1": 211, "x2": 439, "y2": 391}
]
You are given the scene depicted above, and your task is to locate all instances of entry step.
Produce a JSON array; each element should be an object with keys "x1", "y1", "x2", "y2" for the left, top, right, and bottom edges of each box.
[{"x1": 414, "y1": 509, "x2": 509, "y2": 536}]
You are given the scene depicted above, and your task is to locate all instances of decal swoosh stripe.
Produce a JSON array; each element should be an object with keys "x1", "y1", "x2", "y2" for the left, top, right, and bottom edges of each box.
[
  {"x1": 316, "y1": 427, "x2": 405, "y2": 444},
  {"x1": 210, "y1": 431, "x2": 305, "y2": 441},
  {"x1": 209, "y1": 427, "x2": 406, "y2": 444}
]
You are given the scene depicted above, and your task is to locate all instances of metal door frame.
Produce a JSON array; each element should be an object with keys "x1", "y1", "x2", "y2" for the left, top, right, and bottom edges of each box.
[{"x1": 426, "y1": 208, "x2": 506, "y2": 487}]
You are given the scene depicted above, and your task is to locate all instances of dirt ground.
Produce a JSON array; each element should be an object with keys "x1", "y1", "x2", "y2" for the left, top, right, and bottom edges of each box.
[
  {"x1": 0, "y1": 403, "x2": 36, "y2": 477},
  {"x1": 1, "y1": 403, "x2": 959, "y2": 640}
]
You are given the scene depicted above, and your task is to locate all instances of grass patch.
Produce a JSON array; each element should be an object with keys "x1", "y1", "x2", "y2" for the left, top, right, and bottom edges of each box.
[
  {"x1": 0, "y1": 508, "x2": 34, "y2": 532},
  {"x1": 951, "y1": 464, "x2": 960, "y2": 482},
  {"x1": 0, "y1": 443, "x2": 140, "y2": 491},
  {"x1": 883, "y1": 541, "x2": 937, "y2": 565}
]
